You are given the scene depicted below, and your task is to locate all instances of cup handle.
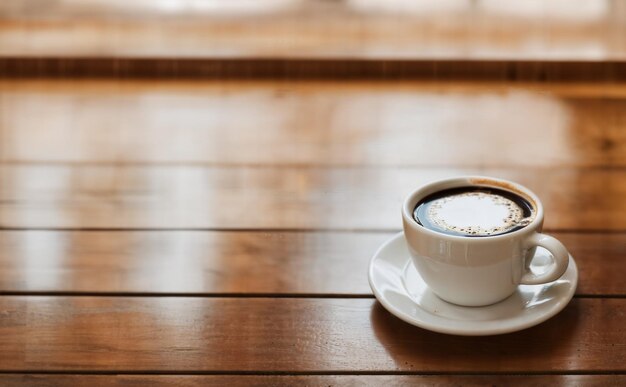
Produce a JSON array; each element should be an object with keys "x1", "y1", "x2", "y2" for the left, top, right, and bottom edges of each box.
[{"x1": 520, "y1": 233, "x2": 570, "y2": 285}]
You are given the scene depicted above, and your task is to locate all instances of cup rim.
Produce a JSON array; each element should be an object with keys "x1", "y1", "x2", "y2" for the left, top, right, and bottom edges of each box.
[{"x1": 402, "y1": 176, "x2": 544, "y2": 242}]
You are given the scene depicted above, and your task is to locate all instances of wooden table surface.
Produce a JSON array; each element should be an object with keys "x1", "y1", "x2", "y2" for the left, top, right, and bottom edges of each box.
[{"x1": 0, "y1": 1, "x2": 625, "y2": 386}]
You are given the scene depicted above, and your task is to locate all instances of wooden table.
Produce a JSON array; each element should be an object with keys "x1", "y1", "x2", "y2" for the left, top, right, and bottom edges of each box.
[{"x1": 0, "y1": 1, "x2": 624, "y2": 385}]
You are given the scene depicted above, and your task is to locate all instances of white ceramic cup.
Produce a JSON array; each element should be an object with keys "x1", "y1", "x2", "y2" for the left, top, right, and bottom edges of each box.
[{"x1": 402, "y1": 176, "x2": 569, "y2": 307}]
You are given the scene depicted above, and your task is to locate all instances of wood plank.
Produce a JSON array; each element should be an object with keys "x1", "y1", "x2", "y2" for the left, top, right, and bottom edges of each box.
[
  {"x1": 4, "y1": 58, "x2": 626, "y2": 81},
  {"x1": 1, "y1": 0, "x2": 625, "y2": 61},
  {"x1": 0, "y1": 231, "x2": 622, "y2": 296},
  {"x1": 1, "y1": 80, "x2": 626, "y2": 167},
  {"x1": 0, "y1": 297, "x2": 623, "y2": 372},
  {"x1": 0, "y1": 375, "x2": 623, "y2": 387},
  {"x1": 0, "y1": 165, "x2": 624, "y2": 231}
]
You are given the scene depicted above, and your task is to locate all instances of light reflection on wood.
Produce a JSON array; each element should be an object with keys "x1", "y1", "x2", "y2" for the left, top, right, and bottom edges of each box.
[
  {"x1": 0, "y1": 230, "x2": 622, "y2": 295},
  {"x1": 1, "y1": 80, "x2": 625, "y2": 167},
  {"x1": 0, "y1": 165, "x2": 624, "y2": 230}
]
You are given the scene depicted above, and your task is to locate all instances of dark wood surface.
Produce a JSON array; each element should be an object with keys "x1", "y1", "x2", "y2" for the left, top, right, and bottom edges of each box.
[
  {"x1": 4, "y1": 58, "x2": 626, "y2": 81},
  {"x1": 1, "y1": 375, "x2": 624, "y2": 387},
  {"x1": 0, "y1": 231, "x2": 622, "y2": 296},
  {"x1": 0, "y1": 297, "x2": 623, "y2": 372},
  {"x1": 1, "y1": 2, "x2": 624, "y2": 385}
]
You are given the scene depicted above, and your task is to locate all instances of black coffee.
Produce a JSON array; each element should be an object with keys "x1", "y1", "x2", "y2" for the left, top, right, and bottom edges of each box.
[{"x1": 413, "y1": 186, "x2": 535, "y2": 237}]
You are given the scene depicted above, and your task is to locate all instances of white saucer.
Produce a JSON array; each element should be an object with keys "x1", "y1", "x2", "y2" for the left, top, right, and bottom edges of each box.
[{"x1": 368, "y1": 233, "x2": 578, "y2": 336}]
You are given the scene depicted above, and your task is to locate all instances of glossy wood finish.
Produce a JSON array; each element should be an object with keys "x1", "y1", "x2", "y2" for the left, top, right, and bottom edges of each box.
[
  {"x1": 1, "y1": 0, "x2": 625, "y2": 60},
  {"x1": 2, "y1": 4, "x2": 625, "y2": 382},
  {"x1": 0, "y1": 165, "x2": 624, "y2": 230},
  {"x1": 0, "y1": 297, "x2": 624, "y2": 372},
  {"x1": 1, "y1": 375, "x2": 623, "y2": 387},
  {"x1": 1, "y1": 80, "x2": 626, "y2": 167},
  {"x1": 0, "y1": 231, "x2": 622, "y2": 296}
]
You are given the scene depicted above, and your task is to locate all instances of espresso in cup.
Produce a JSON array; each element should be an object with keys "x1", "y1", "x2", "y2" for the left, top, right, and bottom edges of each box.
[
  {"x1": 413, "y1": 187, "x2": 535, "y2": 237},
  {"x1": 402, "y1": 177, "x2": 570, "y2": 306}
]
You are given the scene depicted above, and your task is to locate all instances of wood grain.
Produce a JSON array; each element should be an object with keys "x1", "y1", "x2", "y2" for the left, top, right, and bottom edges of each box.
[
  {"x1": 2, "y1": 2, "x2": 624, "y2": 383},
  {"x1": 0, "y1": 297, "x2": 623, "y2": 372},
  {"x1": 0, "y1": 165, "x2": 624, "y2": 231},
  {"x1": 0, "y1": 231, "x2": 622, "y2": 296},
  {"x1": 1, "y1": 0, "x2": 625, "y2": 60},
  {"x1": 1, "y1": 80, "x2": 626, "y2": 167},
  {"x1": 0, "y1": 375, "x2": 623, "y2": 387}
]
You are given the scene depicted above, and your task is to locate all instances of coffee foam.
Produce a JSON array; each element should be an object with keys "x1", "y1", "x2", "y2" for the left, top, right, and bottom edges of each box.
[{"x1": 427, "y1": 191, "x2": 532, "y2": 236}]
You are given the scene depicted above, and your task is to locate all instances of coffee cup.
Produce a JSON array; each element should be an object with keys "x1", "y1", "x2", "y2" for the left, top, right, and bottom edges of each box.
[{"x1": 401, "y1": 176, "x2": 569, "y2": 307}]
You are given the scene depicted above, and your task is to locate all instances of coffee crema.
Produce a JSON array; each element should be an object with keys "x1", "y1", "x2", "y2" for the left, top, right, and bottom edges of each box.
[{"x1": 413, "y1": 187, "x2": 535, "y2": 237}]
